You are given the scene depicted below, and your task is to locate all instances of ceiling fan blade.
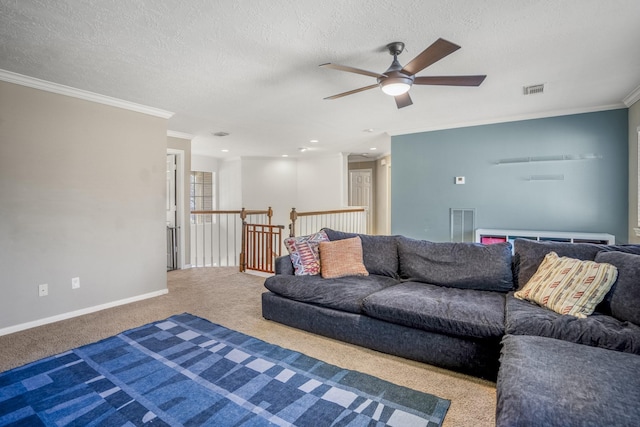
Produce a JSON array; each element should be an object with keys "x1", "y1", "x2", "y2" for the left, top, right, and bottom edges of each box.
[
  {"x1": 394, "y1": 92, "x2": 413, "y2": 109},
  {"x1": 414, "y1": 75, "x2": 486, "y2": 86},
  {"x1": 401, "y1": 38, "x2": 461, "y2": 76},
  {"x1": 320, "y1": 63, "x2": 386, "y2": 79},
  {"x1": 324, "y1": 84, "x2": 380, "y2": 100}
]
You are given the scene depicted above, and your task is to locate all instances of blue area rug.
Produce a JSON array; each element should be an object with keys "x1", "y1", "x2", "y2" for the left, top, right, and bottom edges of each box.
[{"x1": 0, "y1": 313, "x2": 450, "y2": 426}]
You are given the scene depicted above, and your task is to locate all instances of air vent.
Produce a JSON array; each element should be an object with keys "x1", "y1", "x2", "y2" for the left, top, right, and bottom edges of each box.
[{"x1": 523, "y1": 84, "x2": 544, "y2": 95}]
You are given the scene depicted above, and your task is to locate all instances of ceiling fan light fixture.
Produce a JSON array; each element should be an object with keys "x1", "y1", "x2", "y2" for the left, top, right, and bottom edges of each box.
[{"x1": 381, "y1": 81, "x2": 411, "y2": 96}]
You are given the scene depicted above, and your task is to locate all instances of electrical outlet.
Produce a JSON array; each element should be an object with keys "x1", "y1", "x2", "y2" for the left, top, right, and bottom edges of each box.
[
  {"x1": 71, "y1": 277, "x2": 80, "y2": 289},
  {"x1": 38, "y1": 284, "x2": 48, "y2": 297}
]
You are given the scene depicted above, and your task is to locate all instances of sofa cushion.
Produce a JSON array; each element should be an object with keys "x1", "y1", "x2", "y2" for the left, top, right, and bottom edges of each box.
[
  {"x1": 513, "y1": 238, "x2": 640, "y2": 290},
  {"x1": 322, "y1": 229, "x2": 399, "y2": 278},
  {"x1": 595, "y1": 251, "x2": 640, "y2": 325},
  {"x1": 362, "y1": 281, "x2": 505, "y2": 339},
  {"x1": 514, "y1": 252, "x2": 618, "y2": 318},
  {"x1": 319, "y1": 237, "x2": 369, "y2": 279},
  {"x1": 263, "y1": 274, "x2": 400, "y2": 314},
  {"x1": 497, "y1": 334, "x2": 640, "y2": 427},
  {"x1": 396, "y1": 237, "x2": 514, "y2": 292},
  {"x1": 274, "y1": 255, "x2": 295, "y2": 275},
  {"x1": 284, "y1": 230, "x2": 329, "y2": 276},
  {"x1": 505, "y1": 294, "x2": 640, "y2": 355}
]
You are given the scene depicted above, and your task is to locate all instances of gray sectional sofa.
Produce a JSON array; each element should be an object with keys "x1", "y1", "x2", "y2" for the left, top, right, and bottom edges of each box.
[{"x1": 261, "y1": 229, "x2": 640, "y2": 426}]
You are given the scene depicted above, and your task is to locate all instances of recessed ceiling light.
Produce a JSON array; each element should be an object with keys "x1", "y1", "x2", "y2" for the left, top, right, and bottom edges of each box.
[
  {"x1": 221, "y1": 149, "x2": 229, "y2": 153},
  {"x1": 370, "y1": 147, "x2": 377, "y2": 151},
  {"x1": 310, "y1": 139, "x2": 319, "y2": 143},
  {"x1": 363, "y1": 128, "x2": 374, "y2": 133},
  {"x1": 282, "y1": 154, "x2": 289, "y2": 157},
  {"x1": 298, "y1": 147, "x2": 308, "y2": 152}
]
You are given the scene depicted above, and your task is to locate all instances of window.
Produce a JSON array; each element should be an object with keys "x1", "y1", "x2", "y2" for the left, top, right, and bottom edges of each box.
[{"x1": 190, "y1": 171, "x2": 215, "y2": 224}]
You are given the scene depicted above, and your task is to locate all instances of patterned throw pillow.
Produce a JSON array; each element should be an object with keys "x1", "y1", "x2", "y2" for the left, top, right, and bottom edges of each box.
[
  {"x1": 514, "y1": 251, "x2": 618, "y2": 318},
  {"x1": 319, "y1": 237, "x2": 369, "y2": 279},
  {"x1": 284, "y1": 230, "x2": 329, "y2": 276}
]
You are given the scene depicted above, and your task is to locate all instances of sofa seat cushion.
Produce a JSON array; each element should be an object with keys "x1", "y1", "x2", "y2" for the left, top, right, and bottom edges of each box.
[
  {"x1": 505, "y1": 294, "x2": 640, "y2": 355},
  {"x1": 361, "y1": 282, "x2": 505, "y2": 339},
  {"x1": 322, "y1": 228, "x2": 399, "y2": 278},
  {"x1": 263, "y1": 274, "x2": 400, "y2": 314},
  {"x1": 497, "y1": 334, "x2": 640, "y2": 427},
  {"x1": 397, "y1": 237, "x2": 514, "y2": 292}
]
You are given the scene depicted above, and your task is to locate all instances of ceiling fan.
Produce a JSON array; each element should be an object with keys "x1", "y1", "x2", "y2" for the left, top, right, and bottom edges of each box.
[{"x1": 320, "y1": 38, "x2": 486, "y2": 109}]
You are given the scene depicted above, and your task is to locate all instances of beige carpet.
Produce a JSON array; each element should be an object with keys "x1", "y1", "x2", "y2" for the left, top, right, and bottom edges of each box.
[{"x1": 0, "y1": 268, "x2": 496, "y2": 426}]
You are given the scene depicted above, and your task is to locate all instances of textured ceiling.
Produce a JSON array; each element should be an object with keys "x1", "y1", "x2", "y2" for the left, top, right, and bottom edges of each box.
[{"x1": 1, "y1": 0, "x2": 639, "y2": 159}]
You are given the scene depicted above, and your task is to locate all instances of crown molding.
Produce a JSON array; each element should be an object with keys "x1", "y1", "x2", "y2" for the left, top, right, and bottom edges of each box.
[
  {"x1": 0, "y1": 69, "x2": 174, "y2": 119},
  {"x1": 624, "y1": 84, "x2": 640, "y2": 107},
  {"x1": 387, "y1": 103, "x2": 627, "y2": 137},
  {"x1": 167, "y1": 130, "x2": 195, "y2": 140}
]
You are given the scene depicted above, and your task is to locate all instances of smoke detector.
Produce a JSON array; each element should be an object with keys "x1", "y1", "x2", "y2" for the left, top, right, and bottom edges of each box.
[
  {"x1": 523, "y1": 84, "x2": 544, "y2": 95},
  {"x1": 212, "y1": 131, "x2": 230, "y2": 137}
]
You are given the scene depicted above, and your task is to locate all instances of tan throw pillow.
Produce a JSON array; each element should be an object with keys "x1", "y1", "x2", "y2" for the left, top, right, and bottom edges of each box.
[
  {"x1": 319, "y1": 237, "x2": 369, "y2": 279},
  {"x1": 514, "y1": 251, "x2": 618, "y2": 318}
]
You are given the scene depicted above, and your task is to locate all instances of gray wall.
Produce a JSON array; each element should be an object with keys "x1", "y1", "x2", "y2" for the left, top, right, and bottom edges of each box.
[
  {"x1": 0, "y1": 81, "x2": 168, "y2": 330},
  {"x1": 391, "y1": 109, "x2": 629, "y2": 243}
]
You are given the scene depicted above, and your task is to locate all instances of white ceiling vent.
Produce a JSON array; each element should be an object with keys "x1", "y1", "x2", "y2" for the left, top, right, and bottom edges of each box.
[{"x1": 523, "y1": 84, "x2": 544, "y2": 95}]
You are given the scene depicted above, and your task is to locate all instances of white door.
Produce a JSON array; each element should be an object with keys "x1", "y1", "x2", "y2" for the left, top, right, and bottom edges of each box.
[{"x1": 349, "y1": 169, "x2": 373, "y2": 234}]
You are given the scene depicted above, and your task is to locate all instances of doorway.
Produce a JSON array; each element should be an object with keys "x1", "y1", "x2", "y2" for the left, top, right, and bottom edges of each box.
[
  {"x1": 349, "y1": 169, "x2": 373, "y2": 234},
  {"x1": 166, "y1": 149, "x2": 186, "y2": 270}
]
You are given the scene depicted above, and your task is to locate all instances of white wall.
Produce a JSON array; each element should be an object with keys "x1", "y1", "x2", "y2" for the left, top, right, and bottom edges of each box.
[
  {"x1": 375, "y1": 155, "x2": 391, "y2": 235},
  {"x1": 218, "y1": 158, "x2": 242, "y2": 209},
  {"x1": 241, "y1": 157, "x2": 298, "y2": 228},
  {"x1": 0, "y1": 81, "x2": 168, "y2": 331},
  {"x1": 296, "y1": 154, "x2": 346, "y2": 211},
  {"x1": 192, "y1": 154, "x2": 219, "y2": 174}
]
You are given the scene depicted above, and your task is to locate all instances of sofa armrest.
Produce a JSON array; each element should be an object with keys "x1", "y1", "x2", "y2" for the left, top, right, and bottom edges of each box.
[{"x1": 275, "y1": 255, "x2": 295, "y2": 275}]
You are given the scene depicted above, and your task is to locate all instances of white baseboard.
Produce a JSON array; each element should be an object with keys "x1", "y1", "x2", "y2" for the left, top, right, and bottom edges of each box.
[{"x1": 0, "y1": 289, "x2": 169, "y2": 337}]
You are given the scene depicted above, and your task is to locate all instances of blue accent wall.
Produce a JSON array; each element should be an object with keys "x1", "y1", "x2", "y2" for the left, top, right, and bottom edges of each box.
[{"x1": 391, "y1": 109, "x2": 629, "y2": 243}]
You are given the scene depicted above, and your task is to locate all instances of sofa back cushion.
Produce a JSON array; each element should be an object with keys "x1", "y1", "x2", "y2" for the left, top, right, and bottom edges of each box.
[
  {"x1": 513, "y1": 239, "x2": 640, "y2": 290},
  {"x1": 594, "y1": 251, "x2": 640, "y2": 325},
  {"x1": 322, "y1": 229, "x2": 399, "y2": 278},
  {"x1": 397, "y1": 236, "x2": 514, "y2": 292}
]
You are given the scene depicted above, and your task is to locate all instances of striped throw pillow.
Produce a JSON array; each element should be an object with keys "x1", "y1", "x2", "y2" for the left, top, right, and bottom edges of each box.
[
  {"x1": 514, "y1": 251, "x2": 618, "y2": 318},
  {"x1": 319, "y1": 237, "x2": 369, "y2": 279}
]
